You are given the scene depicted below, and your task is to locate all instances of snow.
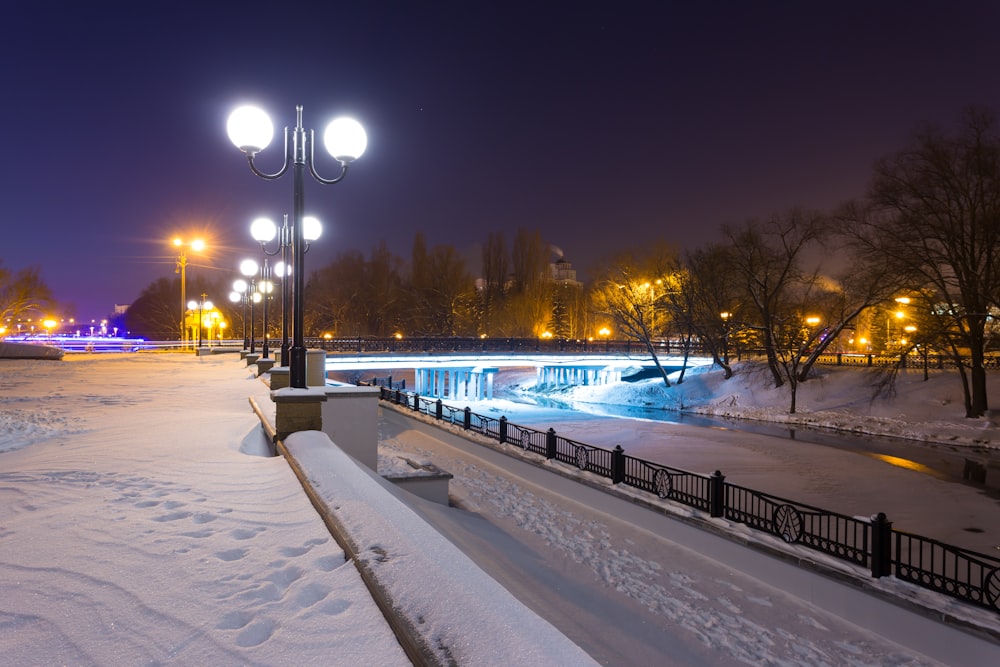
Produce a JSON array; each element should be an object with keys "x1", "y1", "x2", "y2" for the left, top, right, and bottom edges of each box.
[
  {"x1": 2, "y1": 352, "x2": 1000, "y2": 665},
  {"x1": 0, "y1": 354, "x2": 408, "y2": 666}
]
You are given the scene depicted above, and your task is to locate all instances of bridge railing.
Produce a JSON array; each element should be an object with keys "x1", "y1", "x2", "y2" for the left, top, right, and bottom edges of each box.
[{"x1": 370, "y1": 382, "x2": 1000, "y2": 616}]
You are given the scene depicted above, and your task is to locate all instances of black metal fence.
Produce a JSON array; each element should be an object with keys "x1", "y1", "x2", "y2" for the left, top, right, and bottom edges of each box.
[{"x1": 373, "y1": 384, "x2": 1000, "y2": 615}]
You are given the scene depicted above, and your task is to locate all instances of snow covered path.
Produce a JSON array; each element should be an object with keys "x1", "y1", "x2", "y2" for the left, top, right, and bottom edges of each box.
[
  {"x1": 378, "y1": 406, "x2": 990, "y2": 666},
  {"x1": 0, "y1": 355, "x2": 409, "y2": 666}
]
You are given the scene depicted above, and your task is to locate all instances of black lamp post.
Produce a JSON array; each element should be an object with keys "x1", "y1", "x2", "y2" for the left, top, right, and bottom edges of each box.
[
  {"x1": 230, "y1": 279, "x2": 250, "y2": 350},
  {"x1": 228, "y1": 104, "x2": 366, "y2": 388},
  {"x1": 239, "y1": 259, "x2": 259, "y2": 353},
  {"x1": 251, "y1": 214, "x2": 322, "y2": 366},
  {"x1": 188, "y1": 294, "x2": 212, "y2": 348}
]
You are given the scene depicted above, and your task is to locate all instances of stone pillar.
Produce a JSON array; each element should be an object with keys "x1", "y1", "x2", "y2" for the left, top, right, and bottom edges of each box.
[
  {"x1": 269, "y1": 366, "x2": 290, "y2": 390},
  {"x1": 271, "y1": 387, "x2": 327, "y2": 441},
  {"x1": 321, "y1": 385, "x2": 380, "y2": 470},
  {"x1": 306, "y1": 349, "x2": 327, "y2": 387}
]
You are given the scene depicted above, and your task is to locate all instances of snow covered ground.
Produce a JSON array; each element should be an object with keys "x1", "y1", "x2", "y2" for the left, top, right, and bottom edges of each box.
[
  {"x1": 0, "y1": 354, "x2": 410, "y2": 666},
  {"x1": 3, "y1": 352, "x2": 1000, "y2": 665}
]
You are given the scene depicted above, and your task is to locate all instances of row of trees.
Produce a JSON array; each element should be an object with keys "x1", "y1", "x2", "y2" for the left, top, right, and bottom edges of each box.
[
  {"x1": 120, "y1": 107, "x2": 1000, "y2": 418},
  {"x1": 591, "y1": 107, "x2": 1000, "y2": 418}
]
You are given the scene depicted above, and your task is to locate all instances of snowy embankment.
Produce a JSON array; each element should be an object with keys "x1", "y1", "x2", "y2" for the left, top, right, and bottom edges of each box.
[{"x1": 280, "y1": 430, "x2": 600, "y2": 666}]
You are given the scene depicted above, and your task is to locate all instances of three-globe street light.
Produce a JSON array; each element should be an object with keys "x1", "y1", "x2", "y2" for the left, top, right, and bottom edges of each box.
[
  {"x1": 227, "y1": 104, "x2": 366, "y2": 388},
  {"x1": 250, "y1": 214, "x2": 322, "y2": 365}
]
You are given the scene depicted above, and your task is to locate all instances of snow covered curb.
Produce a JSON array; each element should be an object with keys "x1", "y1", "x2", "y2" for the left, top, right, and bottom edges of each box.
[
  {"x1": 0, "y1": 341, "x2": 64, "y2": 360},
  {"x1": 279, "y1": 430, "x2": 600, "y2": 666}
]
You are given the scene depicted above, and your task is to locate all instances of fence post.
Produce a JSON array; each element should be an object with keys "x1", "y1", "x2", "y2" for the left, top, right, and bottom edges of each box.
[
  {"x1": 412, "y1": 393, "x2": 420, "y2": 411},
  {"x1": 435, "y1": 399, "x2": 442, "y2": 420},
  {"x1": 709, "y1": 470, "x2": 726, "y2": 518},
  {"x1": 870, "y1": 512, "x2": 893, "y2": 578},
  {"x1": 463, "y1": 406, "x2": 471, "y2": 430},
  {"x1": 394, "y1": 389, "x2": 401, "y2": 404},
  {"x1": 546, "y1": 428, "x2": 557, "y2": 459},
  {"x1": 612, "y1": 445, "x2": 625, "y2": 484},
  {"x1": 499, "y1": 416, "x2": 508, "y2": 444}
]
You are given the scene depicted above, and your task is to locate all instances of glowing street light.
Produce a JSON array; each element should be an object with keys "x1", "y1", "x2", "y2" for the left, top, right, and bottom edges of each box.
[
  {"x1": 250, "y1": 214, "x2": 322, "y2": 363},
  {"x1": 228, "y1": 104, "x2": 365, "y2": 388},
  {"x1": 239, "y1": 259, "x2": 259, "y2": 353},
  {"x1": 230, "y1": 280, "x2": 249, "y2": 349},
  {"x1": 187, "y1": 294, "x2": 213, "y2": 348},
  {"x1": 173, "y1": 237, "x2": 205, "y2": 348}
]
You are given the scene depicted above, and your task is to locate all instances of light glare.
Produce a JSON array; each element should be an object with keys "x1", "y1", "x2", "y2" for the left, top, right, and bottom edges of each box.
[
  {"x1": 323, "y1": 117, "x2": 367, "y2": 161},
  {"x1": 227, "y1": 106, "x2": 273, "y2": 154},
  {"x1": 239, "y1": 259, "x2": 259, "y2": 277},
  {"x1": 251, "y1": 217, "x2": 277, "y2": 242},
  {"x1": 303, "y1": 216, "x2": 322, "y2": 241}
]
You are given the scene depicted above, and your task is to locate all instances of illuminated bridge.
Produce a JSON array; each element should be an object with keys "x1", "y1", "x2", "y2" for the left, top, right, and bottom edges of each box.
[{"x1": 322, "y1": 352, "x2": 713, "y2": 401}]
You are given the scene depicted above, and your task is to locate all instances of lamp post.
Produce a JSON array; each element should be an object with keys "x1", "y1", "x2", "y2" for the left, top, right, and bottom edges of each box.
[
  {"x1": 250, "y1": 214, "x2": 322, "y2": 365},
  {"x1": 187, "y1": 294, "x2": 213, "y2": 348},
  {"x1": 173, "y1": 237, "x2": 205, "y2": 348},
  {"x1": 231, "y1": 279, "x2": 249, "y2": 349},
  {"x1": 228, "y1": 104, "x2": 366, "y2": 388},
  {"x1": 240, "y1": 259, "x2": 259, "y2": 353}
]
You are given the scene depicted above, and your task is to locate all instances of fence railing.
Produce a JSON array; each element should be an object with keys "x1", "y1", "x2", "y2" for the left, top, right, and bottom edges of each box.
[{"x1": 372, "y1": 383, "x2": 1000, "y2": 616}]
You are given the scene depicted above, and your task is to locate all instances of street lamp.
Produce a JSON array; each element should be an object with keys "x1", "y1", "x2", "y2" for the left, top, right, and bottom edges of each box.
[
  {"x1": 240, "y1": 259, "x2": 259, "y2": 353},
  {"x1": 250, "y1": 214, "x2": 322, "y2": 364},
  {"x1": 173, "y1": 237, "x2": 205, "y2": 348},
  {"x1": 187, "y1": 295, "x2": 213, "y2": 348},
  {"x1": 231, "y1": 279, "x2": 249, "y2": 349},
  {"x1": 228, "y1": 104, "x2": 366, "y2": 388}
]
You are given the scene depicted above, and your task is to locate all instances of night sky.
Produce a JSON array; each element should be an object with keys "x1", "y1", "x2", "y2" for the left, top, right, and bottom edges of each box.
[{"x1": 3, "y1": 1, "x2": 1000, "y2": 321}]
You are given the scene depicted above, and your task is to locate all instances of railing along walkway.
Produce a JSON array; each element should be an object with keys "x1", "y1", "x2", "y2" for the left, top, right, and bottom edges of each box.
[{"x1": 372, "y1": 384, "x2": 1000, "y2": 617}]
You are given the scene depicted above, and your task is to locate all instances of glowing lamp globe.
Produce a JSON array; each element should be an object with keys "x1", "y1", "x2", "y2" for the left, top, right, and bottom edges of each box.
[
  {"x1": 187, "y1": 300, "x2": 199, "y2": 310},
  {"x1": 229, "y1": 291, "x2": 241, "y2": 303},
  {"x1": 240, "y1": 259, "x2": 259, "y2": 277},
  {"x1": 303, "y1": 215, "x2": 322, "y2": 241},
  {"x1": 250, "y1": 217, "x2": 277, "y2": 243},
  {"x1": 227, "y1": 106, "x2": 273, "y2": 155},
  {"x1": 232, "y1": 279, "x2": 248, "y2": 293},
  {"x1": 323, "y1": 117, "x2": 367, "y2": 162}
]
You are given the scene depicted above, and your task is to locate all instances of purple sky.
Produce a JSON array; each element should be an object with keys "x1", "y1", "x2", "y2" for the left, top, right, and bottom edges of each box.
[{"x1": 3, "y1": 1, "x2": 1000, "y2": 321}]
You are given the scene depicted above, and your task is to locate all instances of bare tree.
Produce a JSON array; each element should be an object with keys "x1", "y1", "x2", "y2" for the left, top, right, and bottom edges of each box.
[
  {"x1": 680, "y1": 245, "x2": 745, "y2": 379},
  {"x1": 507, "y1": 229, "x2": 552, "y2": 337},
  {"x1": 0, "y1": 263, "x2": 53, "y2": 325},
  {"x1": 479, "y1": 232, "x2": 509, "y2": 335},
  {"x1": 723, "y1": 210, "x2": 828, "y2": 391},
  {"x1": 590, "y1": 245, "x2": 682, "y2": 387},
  {"x1": 844, "y1": 107, "x2": 1000, "y2": 417},
  {"x1": 408, "y1": 232, "x2": 476, "y2": 336}
]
